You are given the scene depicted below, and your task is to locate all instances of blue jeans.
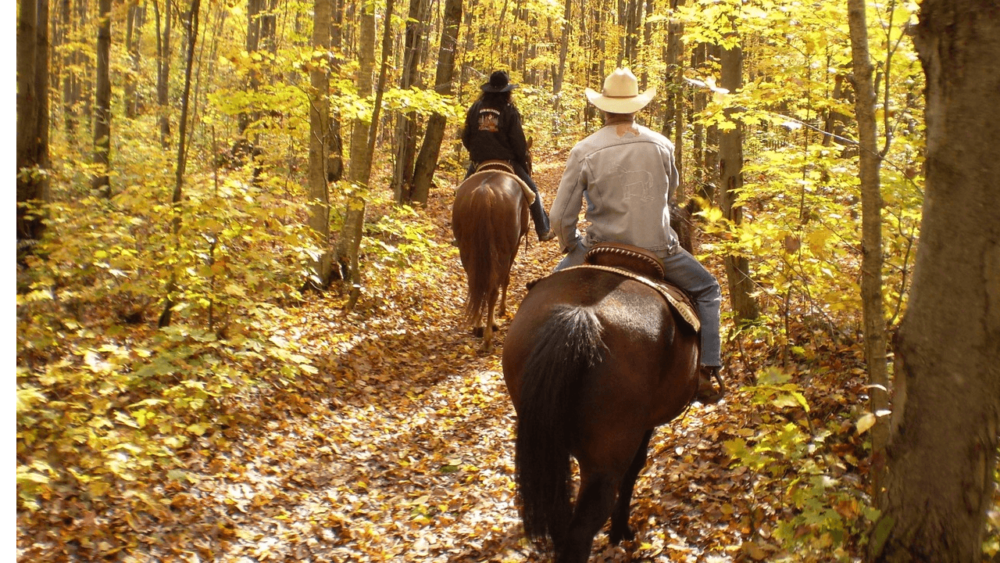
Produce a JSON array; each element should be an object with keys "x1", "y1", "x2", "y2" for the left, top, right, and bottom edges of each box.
[{"x1": 556, "y1": 241, "x2": 722, "y2": 367}]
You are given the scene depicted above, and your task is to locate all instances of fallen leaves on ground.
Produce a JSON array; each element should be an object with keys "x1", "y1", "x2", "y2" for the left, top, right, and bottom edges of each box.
[{"x1": 17, "y1": 161, "x2": 877, "y2": 562}]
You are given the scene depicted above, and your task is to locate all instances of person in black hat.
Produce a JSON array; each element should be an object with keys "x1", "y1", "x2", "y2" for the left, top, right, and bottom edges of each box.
[{"x1": 461, "y1": 70, "x2": 554, "y2": 242}]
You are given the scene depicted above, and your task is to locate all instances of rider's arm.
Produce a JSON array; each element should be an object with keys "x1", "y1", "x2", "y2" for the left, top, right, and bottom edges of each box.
[
  {"x1": 505, "y1": 105, "x2": 529, "y2": 168},
  {"x1": 549, "y1": 148, "x2": 587, "y2": 253}
]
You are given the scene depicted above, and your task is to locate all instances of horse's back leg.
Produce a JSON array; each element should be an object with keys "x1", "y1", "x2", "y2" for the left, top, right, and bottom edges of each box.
[
  {"x1": 498, "y1": 276, "x2": 509, "y2": 318},
  {"x1": 558, "y1": 471, "x2": 618, "y2": 563},
  {"x1": 481, "y1": 289, "x2": 499, "y2": 353},
  {"x1": 609, "y1": 429, "x2": 653, "y2": 544}
]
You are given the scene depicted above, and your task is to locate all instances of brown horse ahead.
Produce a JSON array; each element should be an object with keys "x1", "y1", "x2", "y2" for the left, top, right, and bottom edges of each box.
[
  {"x1": 501, "y1": 209, "x2": 701, "y2": 562},
  {"x1": 452, "y1": 165, "x2": 530, "y2": 353}
]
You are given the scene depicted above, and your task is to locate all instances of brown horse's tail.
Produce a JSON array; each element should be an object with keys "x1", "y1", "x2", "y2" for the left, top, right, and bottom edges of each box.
[
  {"x1": 515, "y1": 305, "x2": 605, "y2": 547},
  {"x1": 454, "y1": 183, "x2": 517, "y2": 326}
]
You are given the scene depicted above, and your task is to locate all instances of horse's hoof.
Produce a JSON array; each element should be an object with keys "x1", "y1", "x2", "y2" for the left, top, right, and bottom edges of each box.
[
  {"x1": 472, "y1": 327, "x2": 484, "y2": 337},
  {"x1": 609, "y1": 525, "x2": 635, "y2": 545}
]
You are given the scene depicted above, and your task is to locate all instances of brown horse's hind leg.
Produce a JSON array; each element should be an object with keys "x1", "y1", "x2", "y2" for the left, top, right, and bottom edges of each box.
[
  {"x1": 609, "y1": 429, "x2": 653, "y2": 544},
  {"x1": 480, "y1": 290, "x2": 499, "y2": 354},
  {"x1": 559, "y1": 473, "x2": 618, "y2": 563}
]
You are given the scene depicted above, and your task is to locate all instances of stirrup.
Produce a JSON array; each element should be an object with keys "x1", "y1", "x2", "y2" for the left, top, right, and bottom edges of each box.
[{"x1": 696, "y1": 366, "x2": 725, "y2": 404}]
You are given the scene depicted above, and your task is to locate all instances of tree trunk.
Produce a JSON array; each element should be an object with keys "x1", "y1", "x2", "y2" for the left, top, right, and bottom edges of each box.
[
  {"x1": 411, "y1": 0, "x2": 462, "y2": 205},
  {"x1": 663, "y1": 0, "x2": 684, "y2": 189},
  {"x1": 306, "y1": 0, "x2": 335, "y2": 288},
  {"x1": 91, "y1": 0, "x2": 112, "y2": 194},
  {"x1": 154, "y1": 0, "x2": 173, "y2": 147},
  {"x1": 16, "y1": 0, "x2": 51, "y2": 260},
  {"x1": 328, "y1": 0, "x2": 344, "y2": 183},
  {"x1": 869, "y1": 1, "x2": 1000, "y2": 561},
  {"x1": 125, "y1": 2, "x2": 144, "y2": 118},
  {"x1": 347, "y1": 0, "x2": 376, "y2": 187},
  {"x1": 719, "y1": 44, "x2": 759, "y2": 322},
  {"x1": 159, "y1": 0, "x2": 201, "y2": 328},
  {"x1": 364, "y1": 0, "x2": 395, "y2": 185},
  {"x1": 392, "y1": 0, "x2": 431, "y2": 204},
  {"x1": 60, "y1": 0, "x2": 80, "y2": 139},
  {"x1": 552, "y1": 0, "x2": 571, "y2": 99},
  {"x1": 846, "y1": 0, "x2": 890, "y2": 508},
  {"x1": 336, "y1": 196, "x2": 367, "y2": 310}
]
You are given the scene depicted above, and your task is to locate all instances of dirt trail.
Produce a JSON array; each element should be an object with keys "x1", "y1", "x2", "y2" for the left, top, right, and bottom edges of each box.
[{"x1": 108, "y1": 161, "x2": 741, "y2": 563}]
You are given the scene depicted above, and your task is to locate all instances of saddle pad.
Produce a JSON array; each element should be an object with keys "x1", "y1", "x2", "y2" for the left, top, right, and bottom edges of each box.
[
  {"x1": 531, "y1": 265, "x2": 701, "y2": 333},
  {"x1": 462, "y1": 169, "x2": 536, "y2": 205}
]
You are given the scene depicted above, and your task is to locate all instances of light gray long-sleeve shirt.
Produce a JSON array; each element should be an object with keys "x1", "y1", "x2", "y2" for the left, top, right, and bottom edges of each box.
[{"x1": 550, "y1": 120, "x2": 680, "y2": 255}]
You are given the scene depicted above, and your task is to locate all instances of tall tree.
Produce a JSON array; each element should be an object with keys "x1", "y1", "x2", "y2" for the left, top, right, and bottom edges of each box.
[
  {"x1": 719, "y1": 41, "x2": 760, "y2": 322},
  {"x1": 91, "y1": 0, "x2": 112, "y2": 194},
  {"x1": 124, "y1": 1, "x2": 145, "y2": 118},
  {"x1": 347, "y1": 0, "x2": 376, "y2": 187},
  {"x1": 411, "y1": 0, "x2": 462, "y2": 205},
  {"x1": 60, "y1": 0, "x2": 77, "y2": 138},
  {"x1": 552, "y1": 0, "x2": 571, "y2": 101},
  {"x1": 154, "y1": 0, "x2": 173, "y2": 147},
  {"x1": 17, "y1": 0, "x2": 51, "y2": 259},
  {"x1": 306, "y1": 0, "x2": 335, "y2": 287},
  {"x1": 846, "y1": 0, "x2": 890, "y2": 506},
  {"x1": 327, "y1": 0, "x2": 344, "y2": 183},
  {"x1": 159, "y1": 0, "x2": 202, "y2": 327},
  {"x1": 868, "y1": 1, "x2": 1000, "y2": 561},
  {"x1": 391, "y1": 0, "x2": 432, "y2": 204}
]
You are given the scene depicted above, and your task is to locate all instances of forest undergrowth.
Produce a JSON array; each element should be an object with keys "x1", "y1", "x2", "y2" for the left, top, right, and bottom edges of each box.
[{"x1": 19, "y1": 156, "x2": 973, "y2": 563}]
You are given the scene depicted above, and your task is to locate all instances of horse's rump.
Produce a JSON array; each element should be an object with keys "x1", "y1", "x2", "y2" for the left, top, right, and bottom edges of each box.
[
  {"x1": 502, "y1": 267, "x2": 701, "y2": 561},
  {"x1": 451, "y1": 173, "x2": 528, "y2": 327}
]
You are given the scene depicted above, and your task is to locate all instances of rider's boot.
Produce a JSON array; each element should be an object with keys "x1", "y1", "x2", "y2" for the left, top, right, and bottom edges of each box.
[{"x1": 695, "y1": 365, "x2": 725, "y2": 404}]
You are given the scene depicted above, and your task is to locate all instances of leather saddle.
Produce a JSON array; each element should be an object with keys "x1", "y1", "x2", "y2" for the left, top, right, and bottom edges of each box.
[{"x1": 582, "y1": 243, "x2": 701, "y2": 332}]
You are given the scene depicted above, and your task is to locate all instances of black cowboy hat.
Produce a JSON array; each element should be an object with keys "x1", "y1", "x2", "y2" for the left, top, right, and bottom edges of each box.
[{"x1": 481, "y1": 70, "x2": 517, "y2": 93}]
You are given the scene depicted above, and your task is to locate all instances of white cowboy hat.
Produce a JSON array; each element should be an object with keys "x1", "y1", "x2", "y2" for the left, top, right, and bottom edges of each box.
[{"x1": 585, "y1": 68, "x2": 656, "y2": 114}]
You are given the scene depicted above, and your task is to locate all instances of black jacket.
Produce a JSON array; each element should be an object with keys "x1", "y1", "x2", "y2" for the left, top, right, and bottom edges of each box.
[{"x1": 461, "y1": 100, "x2": 529, "y2": 168}]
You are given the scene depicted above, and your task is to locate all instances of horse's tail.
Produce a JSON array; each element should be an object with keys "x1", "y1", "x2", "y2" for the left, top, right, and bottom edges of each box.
[
  {"x1": 455, "y1": 183, "x2": 517, "y2": 326},
  {"x1": 516, "y1": 305, "x2": 604, "y2": 545}
]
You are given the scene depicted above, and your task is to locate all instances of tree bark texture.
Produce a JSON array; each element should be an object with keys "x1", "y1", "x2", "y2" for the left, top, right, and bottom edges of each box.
[
  {"x1": 392, "y1": 0, "x2": 431, "y2": 204},
  {"x1": 155, "y1": 0, "x2": 173, "y2": 147},
  {"x1": 553, "y1": 0, "x2": 571, "y2": 98},
  {"x1": 348, "y1": 0, "x2": 376, "y2": 186},
  {"x1": 411, "y1": 0, "x2": 462, "y2": 205},
  {"x1": 327, "y1": 0, "x2": 344, "y2": 183},
  {"x1": 307, "y1": 0, "x2": 335, "y2": 287},
  {"x1": 91, "y1": 0, "x2": 113, "y2": 194},
  {"x1": 869, "y1": 1, "x2": 1000, "y2": 561},
  {"x1": 125, "y1": 2, "x2": 144, "y2": 118},
  {"x1": 336, "y1": 196, "x2": 367, "y2": 309},
  {"x1": 846, "y1": 0, "x2": 890, "y2": 506},
  {"x1": 17, "y1": 0, "x2": 51, "y2": 256},
  {"x1": 364, "y1": 0, "x2": 395, "y2": 186},
  {"x1": 719, "y1": 44, "x2": 760, "y2": 322}
]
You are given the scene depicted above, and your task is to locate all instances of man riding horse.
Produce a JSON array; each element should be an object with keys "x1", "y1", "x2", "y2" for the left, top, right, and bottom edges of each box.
[{"x1": 548, "y1": 68, "x2": 725, "y2": 403}]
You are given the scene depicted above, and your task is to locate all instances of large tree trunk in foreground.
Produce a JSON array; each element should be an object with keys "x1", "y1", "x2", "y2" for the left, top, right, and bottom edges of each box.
[
  {"x1": 847, "y1": 0, "x2": 890, "y2": 506},
  {"x1": 869, "y1": 1, "x2": 1000, "y2": 561},
  {"x1": 17, "y1": 0, "x2": 51, "y2": 259}
]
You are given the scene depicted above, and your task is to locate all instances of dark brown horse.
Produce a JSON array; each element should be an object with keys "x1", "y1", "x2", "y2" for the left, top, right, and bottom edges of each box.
[
  {"x1": 452, "y1": 165, "x2": 530, "y2": 353},
  {"x1": 501, "y1": 214, "x2": 701, "y2": 562}
]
